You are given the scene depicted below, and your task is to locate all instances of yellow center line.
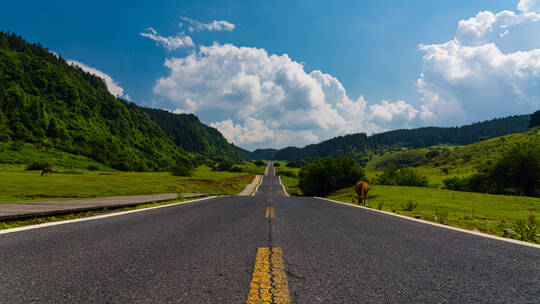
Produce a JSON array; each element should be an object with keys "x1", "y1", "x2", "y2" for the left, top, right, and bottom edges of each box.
[
  {"x1": 247, "y1": 247, "x2": 291, "y2": 304},
  {"x1": 265, "y1": 207, "x2": 275, "y2": 218}
]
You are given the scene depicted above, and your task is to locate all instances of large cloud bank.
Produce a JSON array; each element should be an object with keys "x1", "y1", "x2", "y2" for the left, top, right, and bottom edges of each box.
[
  {"x1": 153, "y1": 43, "x2": 417, "y2": 149},
  {"x1": 150, "y1": 1, "x2": 540, "y2": 149},
  {"x1": 417, "y1": 0, "x2": 540, "y2": 124}
]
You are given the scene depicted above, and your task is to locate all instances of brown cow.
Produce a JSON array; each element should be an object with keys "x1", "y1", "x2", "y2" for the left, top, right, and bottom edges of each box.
[
  {"x1": 41, "y1": 168, "x2": 53, "y2": 176},
  {"x1": 354, "y1": 181, "x2": 370, "y2": 205}
]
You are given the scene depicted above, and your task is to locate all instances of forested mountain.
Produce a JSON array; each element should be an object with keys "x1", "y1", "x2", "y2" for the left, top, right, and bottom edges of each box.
[
  {"x1": 140, "y1": 107, "x2": 246, "y2": 162},
  {"x1": 0, "y1": 32, "x2": 244, "y2": 170},
  {"x1": 530, "y1": 110, "x2": 540, "y2": 128},
  {"x1": 244, "y1": 148, "x2": 278, "y2": 160},
  {"x1": 274, "y1": 115, "x2": 531, "y2": 160}
]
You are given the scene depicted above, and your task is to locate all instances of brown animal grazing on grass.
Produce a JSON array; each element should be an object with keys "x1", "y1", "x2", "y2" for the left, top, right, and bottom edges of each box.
[
  {"x1": 354, "y1": 181, "x2": 370, "y2": 205},
  {"x1": 41, "y1": 168, "x2": 53, "y2": 176}
]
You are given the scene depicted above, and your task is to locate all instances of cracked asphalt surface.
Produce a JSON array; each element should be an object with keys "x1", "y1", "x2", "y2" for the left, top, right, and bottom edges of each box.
[{"x1": 1, "y1": 163, "x2": 539, "y2": 303}]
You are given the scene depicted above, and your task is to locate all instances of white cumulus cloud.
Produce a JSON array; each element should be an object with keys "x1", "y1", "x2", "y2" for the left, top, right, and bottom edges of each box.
[
  {"x1": 518, "y1": 0, "x2": 540, "y2": 13},
  {"x1": 68, "y1": 59, "x2": 127, "y2": 98},
  {"x1": 417, "y1": 0, "x2": 540, "y2": 125},
  {"x1": 153, "y1": 43, "x2": 418, "y2": 150},
  {"x1": 180, "y1": 17, "x2": 235, "y2": 32},
  {"x1": 211, "y1": 118, "x2": 274, "y2": 145},
  {"x1": 140, "y1": 27, "x2": 194, "y2": 51}
]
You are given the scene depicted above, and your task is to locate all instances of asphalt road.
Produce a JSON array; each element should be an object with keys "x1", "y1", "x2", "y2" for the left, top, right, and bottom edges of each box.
[{"x1": 1, "y1": 163, "x2": 539, "y2": 303}]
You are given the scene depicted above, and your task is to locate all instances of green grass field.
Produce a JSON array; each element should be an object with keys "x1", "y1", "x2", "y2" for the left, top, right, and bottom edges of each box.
[
  {"x1": 275, "y1": 167, "x2": 301, "y2": 195},
  {"x1": 0, "y1": 165, "x2": 254, "y2": 203},
  {"x1": 280, "y1": 175, "x2": 300, "y2": 195},
  {"x1": 327, "y1": 185, "x2": 539, "y2": 242},
  {"x1": 236, "y1": 162, "x2": 266, "y2": 175}
]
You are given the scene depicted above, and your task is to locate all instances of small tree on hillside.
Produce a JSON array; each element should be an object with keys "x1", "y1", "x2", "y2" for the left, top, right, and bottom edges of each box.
[
  {"x1": 254, "y1": 160, "x2": 265, "y2": 166},
  {"x1": 0, "y1": 125, "x2": 11, "y2": 151},
  {"x1": 529, "y1": 110, "x2": 540, "y2": 128},
  {"x1": 470, "y1": 142, "x2": 540, "y2": 196},
  {"x1": 298, "y1": 156, "x2": 365, "y2": 196},
  {"x1": 170, "y1": 162, "x2": 193, "y2": 176}
]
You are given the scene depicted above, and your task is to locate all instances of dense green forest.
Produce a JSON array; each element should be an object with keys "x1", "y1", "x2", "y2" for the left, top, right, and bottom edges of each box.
[
  {"x1": 0, "y1": 32, "x2": 244, "y2": 170},
  {"x1": 244, "y1": 148, "x2": 278, "y2": 160},
  {"x1": 273, "y1": 115, "x2": 531, "y2": 160},
  {"x1": 140, "y1": 107, "x2": 246, "y2": 162},
  {"x1": 530, "y1": 110, "x2": 540, "y2": 128}
]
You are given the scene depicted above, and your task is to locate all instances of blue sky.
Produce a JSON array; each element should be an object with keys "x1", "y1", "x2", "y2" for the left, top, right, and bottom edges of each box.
[{"x1": 1, "y1": 0, "x2": 539, "y2": 150}]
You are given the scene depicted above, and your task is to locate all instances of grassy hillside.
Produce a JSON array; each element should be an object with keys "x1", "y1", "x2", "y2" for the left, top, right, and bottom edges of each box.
[
  {"x1": 0, "y1": 141, "x2": 112, "y2": 171},
  {"x1": 425, "y1": 128, "x2": 540, "y2": 169}
]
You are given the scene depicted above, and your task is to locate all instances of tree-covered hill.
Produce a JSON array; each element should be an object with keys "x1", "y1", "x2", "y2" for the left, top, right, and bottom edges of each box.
[
  {"x1": 139, "y1": 107, "x2": 246, "y2": 162},
  {"x1": 273, "y1": 114, "x2": 531, "y2": 160},
  {"x1": 243, "y1": 148, "x2": 278, "y2": 160},
  {"x1": 530, "y1": 110, "x2": 540, "y2": 128},
  {"x1": 0, "y1": 32, "x2": 243, "y2": 170}
]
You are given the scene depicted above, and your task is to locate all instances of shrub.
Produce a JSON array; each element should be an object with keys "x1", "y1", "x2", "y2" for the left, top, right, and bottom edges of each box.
[
  {"x1": 435, "y1": 208, "x2": 449, "y2": 224},
  {"x1": 401, "y1": 200, "x2": 418, "y2": 211},
  {"x1": 87, "y1": 164, "x2": 100, "y2": 171},
  {"x1": 286, "y1": 160, "x2": 306, "y2": 168},
  {"x1": 298, "y1": 156, "x2": 365, "y2": 196},
  {"x1": 442, "y1": 176, "x2": 470, "y2": 191},
  {"x1": 254, "y1": 160, "x2": 266, "y2": 166},
  {"x1": 25, "y1": 161, "x2": 52, "y2": 171},
  {"x1": 273, "y1": 162, "x2": 281, "y2": 167},
  {"x1": 514, "y1": 214, "x2": 538, "y2": 243},
  {"x1": 376, "y1": 167, "x2": 428, "y2": 187},
  {"x1": 9, "y1": 140, "x2": 25, "y2": 151},
  {"x1": 426, "y1": 150, "x2": 440, "y2": 159},
  {"x1": 529, "y1": 109, "x2": 540, "y2": 128},
  {"x1": 170, "y1": 162, "x2": 193, "y2": 176},
  {"x1": 215, "y1": 159, "x2": 234, "y2": 172},
  {"x1": 228, "y1": 166, "x2": 243, "y2": 172},
  {"x1": 469, "y1": 143, "x2": 540, "y2": 196},
  {"x1": 277, "y1": 170, "x2": 297, "y2": 178}
]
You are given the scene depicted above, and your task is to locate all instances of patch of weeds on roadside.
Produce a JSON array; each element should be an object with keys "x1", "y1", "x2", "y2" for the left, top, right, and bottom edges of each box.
[
  {"x1": 513, "y1": 213, "x2": 538, "y2": 243},
  {"x1": 401, "y1": 200, "x2": 418, "y2": 211},
  {"x1": 435, "y1": 208, "x2": 449, "y2": 225}
]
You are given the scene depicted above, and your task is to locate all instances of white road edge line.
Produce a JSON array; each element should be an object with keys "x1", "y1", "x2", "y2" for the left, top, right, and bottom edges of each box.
[
  {"x1": 278, "y1": 176, "x2": 290, "y2": 197},
  {"x1": 251, "y1": 175, "x2": 264, "y2": 196},
  {"x1": 315, "y1": 197, "x2": 540, "y2": 249},
  {"x1": 0, "y1": 196, "x2": 220, "y2": 235}
]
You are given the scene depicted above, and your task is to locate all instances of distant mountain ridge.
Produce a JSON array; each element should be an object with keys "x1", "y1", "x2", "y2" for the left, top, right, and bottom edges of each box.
[
  {"x1": 243, "y1": 148, "x2": 278, "y2": 160},
  {"x1": 0, "y1": 32, "x2": 245, "y2": 170},
  {"x1": 272, "y1": 115, "x2": 531, "y2": 160}
]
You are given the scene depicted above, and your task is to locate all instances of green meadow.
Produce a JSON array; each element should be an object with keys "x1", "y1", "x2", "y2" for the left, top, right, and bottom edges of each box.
[
  {"x1": 328, "y1": 185, "x2": 539, "y2": 241},
  {"x1": 0, "y1": 164, "x2": 254, "y2": 203}
]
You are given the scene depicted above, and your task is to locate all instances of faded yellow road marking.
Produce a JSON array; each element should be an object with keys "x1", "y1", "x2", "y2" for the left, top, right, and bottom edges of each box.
[
  {"x1": 247, "y1": 247, "x2": 290, "y2": 304},
  {"x1": 265, "y1": 207, "x2": 275, "y2": 218}
]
